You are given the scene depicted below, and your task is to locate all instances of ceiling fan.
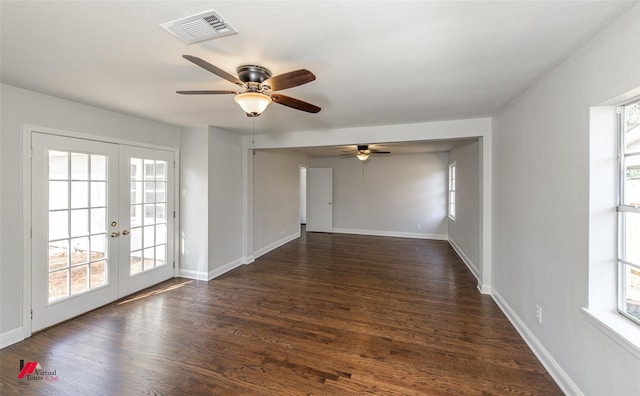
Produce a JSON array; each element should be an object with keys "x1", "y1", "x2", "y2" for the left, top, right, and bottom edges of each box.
[
  {"x1": 342, "y1": 145, "x2": 391, "y2": 161},
  {"x1": 177, "y1": 55, "x2": 321, "y2": 117}
]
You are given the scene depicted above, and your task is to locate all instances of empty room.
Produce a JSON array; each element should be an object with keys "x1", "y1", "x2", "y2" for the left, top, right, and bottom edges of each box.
[{"x1": 1, "y1": 1, "x2": 640, "y2": 395}]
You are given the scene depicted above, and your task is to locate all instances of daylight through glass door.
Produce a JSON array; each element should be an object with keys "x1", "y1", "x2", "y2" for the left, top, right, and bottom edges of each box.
[
  {"x1": 47, "y1": 151, "x2": 108, "y2": 302},
  {"x1": 129, "y1": 158, "x2": 168, "y2": 275}
]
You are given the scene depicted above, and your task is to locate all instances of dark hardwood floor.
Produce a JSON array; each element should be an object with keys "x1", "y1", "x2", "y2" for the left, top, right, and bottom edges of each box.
[{"x1": 1, "y1": 231, "x2": 562, "y2": 395}]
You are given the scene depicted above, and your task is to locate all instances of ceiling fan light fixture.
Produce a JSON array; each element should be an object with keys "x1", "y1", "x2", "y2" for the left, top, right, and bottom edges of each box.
[
  {"x1": 356, "y1": 152, "x2": 370, "y2": 161},
  {"x1": 234, "y1": 92, "x2": 272, "y2": 116}
]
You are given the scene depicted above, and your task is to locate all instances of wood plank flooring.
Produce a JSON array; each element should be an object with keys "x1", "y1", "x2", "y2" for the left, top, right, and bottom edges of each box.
[{"x1": 1, "y1": 231, "x2": 562, "y2": 395}]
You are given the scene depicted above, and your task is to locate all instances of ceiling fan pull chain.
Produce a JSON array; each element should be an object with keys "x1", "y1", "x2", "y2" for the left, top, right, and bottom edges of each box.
[{"x1": 252, "y1": 115, "x2": 256, "y2": 155}]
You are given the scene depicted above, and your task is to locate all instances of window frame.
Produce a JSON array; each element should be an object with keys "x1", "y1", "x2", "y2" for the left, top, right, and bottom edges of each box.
[
  {"x1": 617, "y1": 101, "x2": 640, "y2": 325},
  {"x1": 448, "y1": 161, "x2": 456, "y2": 220}
]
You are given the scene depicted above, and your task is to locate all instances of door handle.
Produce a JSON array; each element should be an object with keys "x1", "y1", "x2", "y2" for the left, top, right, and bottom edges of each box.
[
  {"x1": 121, "y1": 229, "x2": 130, "y2": 236},
  {"x1": 110, "y1": 232, "x2": 120, "y2": 238}
]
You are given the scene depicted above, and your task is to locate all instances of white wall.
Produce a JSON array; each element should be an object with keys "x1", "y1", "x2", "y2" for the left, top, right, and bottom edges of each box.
[
  {"x1": 179, "y1": 127, "x2": 209, "y2": 278},
  {"x1": 207, "y1": 127, "x2": 243, "y2": 272},
  {"x1": 253, "y1": 149, "x2": 310, "y2": 257},
  {"x1": 311, "y1": 152, "x2": 449, "y2": 239},
  {"x1": 492, "y1": 5, "x2": 640, "y2": 395},
  {"x1": 448, "y1": 140, "x2": 481, "y2": 277},
  {"x1": 179, "y1": 126, "x2": 244, "y2": 280},
  {"x1": 0, "y1": 84, "x2": 180, "y2": 345}
]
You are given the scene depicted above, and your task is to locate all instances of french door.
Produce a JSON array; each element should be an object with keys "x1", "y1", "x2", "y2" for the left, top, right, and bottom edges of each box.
[
  {"x1": 31, "y1": 133, "x2": 175, "y2": 331},
  {"x1": 117, "y1": 145, "x2": 174, "y2": 297}
]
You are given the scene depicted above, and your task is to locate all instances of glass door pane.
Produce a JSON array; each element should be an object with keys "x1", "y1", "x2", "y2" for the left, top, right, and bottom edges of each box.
[
  {"x1": 118, "y1": 145, "x2": 174, "y2": 298},
  {"x1": 129, "y1": 157, "x2": 168, "y2": 275},
  {"x1": 47, "y1": 151, "x2": 109, "y2": 302}
]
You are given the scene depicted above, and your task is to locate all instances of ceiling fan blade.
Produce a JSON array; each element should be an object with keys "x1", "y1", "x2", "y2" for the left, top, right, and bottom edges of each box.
[
  {"x1": 182, "y1": 55, "x2": 245, "y2": 88},
  {"x1": 371, "y1": 150, "x2": 391, "y2": 154},
  {"x1": 265, "y1": 69, "x2": 316, "y2": 91},
  {"x1": 176, "y1": 90, "x2": 238, "y2": 95},
  {"x1": 271, "y1": 94, "x2": 321, "y2": 113}
]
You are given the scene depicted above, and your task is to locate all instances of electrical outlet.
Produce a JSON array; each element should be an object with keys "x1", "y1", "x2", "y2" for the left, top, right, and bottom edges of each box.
[{"x1": 535, "y1": 305, "x2": 542, "y2": 324}]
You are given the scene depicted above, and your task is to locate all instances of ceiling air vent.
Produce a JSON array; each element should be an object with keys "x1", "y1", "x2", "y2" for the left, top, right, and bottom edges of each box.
[{"x1": 160, "y1": 9, "x2": 237, "y2": 44}]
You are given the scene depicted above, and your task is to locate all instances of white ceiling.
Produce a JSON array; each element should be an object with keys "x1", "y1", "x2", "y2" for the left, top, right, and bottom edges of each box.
[{"x1": 1, "y1": 0, "x2": 637, "y2": 140}]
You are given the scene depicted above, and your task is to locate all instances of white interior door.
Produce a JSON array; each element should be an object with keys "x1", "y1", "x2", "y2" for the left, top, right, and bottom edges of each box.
[
  {"x1": 31, "y1": 133, "x2": 175, "y2": 331},
  {"x1": 299, "y1": 167, "x2": 307, "y2": 224},
  {"x1": 307, "y1": 168, "x2": 333, "y2": 232}
]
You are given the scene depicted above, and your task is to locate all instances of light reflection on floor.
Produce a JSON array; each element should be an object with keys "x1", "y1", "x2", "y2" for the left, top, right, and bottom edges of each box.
[{"x1": 117, "y1": 280, "x2": 193, "y2": 305}]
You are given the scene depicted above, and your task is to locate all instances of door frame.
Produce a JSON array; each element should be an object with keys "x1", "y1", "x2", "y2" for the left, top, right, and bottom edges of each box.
[{"x1": 22, "y1": 124, "x2": 180, "y2": 338}]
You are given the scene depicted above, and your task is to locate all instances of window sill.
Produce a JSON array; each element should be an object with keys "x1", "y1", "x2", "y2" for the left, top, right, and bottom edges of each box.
[{"x1": 581, "y1": 307, "x2": 640, "y2": 360}]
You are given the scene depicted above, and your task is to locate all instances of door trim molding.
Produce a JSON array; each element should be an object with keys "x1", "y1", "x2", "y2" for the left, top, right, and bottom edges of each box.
[
  {"x1": 23, "y1": 124, "x2": 178, "y2": 151},
  {"x1": 22, "y1": 124, "x2": 180, "y2": 341}
]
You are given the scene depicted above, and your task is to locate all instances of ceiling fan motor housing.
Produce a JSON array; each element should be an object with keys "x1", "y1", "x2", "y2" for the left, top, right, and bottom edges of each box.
[{"x1": 236, "y1": 65, "x2": 272, "y2": 84}]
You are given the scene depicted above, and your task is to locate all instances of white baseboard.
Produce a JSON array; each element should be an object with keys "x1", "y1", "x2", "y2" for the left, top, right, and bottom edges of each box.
[
  {"x1": 448, "y1": 239, "x2": 491, "y2": 295},
  {"x1": 448, "y1": 239, "x2": 479, "y2": 279},
  {"x1": 178, "y1": 257, "x2": 245, "y2": 281},
  {"x1": 491, "y1": 289, "x2": 583, "y2": 396},
  {"x1": 332, "y1": 228, "x2": 448, "y2": 240},
  {"x1": 1, "y1": 327, "x2": 25, "y2": 349},
  {"x1": 477, "y1": 283, "x2": 492, "y2": 295},
  {"x1": 178, "y1": 268, "x2": 208, "y2": 281},
  {"x1": 253, "y1": 232, "x2": 300, "y2": 259},
  {"x1": 207, "y1": 258, "x2": 244, "y2": 280}
]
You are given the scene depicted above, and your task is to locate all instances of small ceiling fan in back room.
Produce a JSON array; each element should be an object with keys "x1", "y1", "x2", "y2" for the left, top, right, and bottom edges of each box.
[
  {"x1": 177, "y1": 55, "x2": 321, "y2": 117},
  {"x1": 342, "y1": 145, "x2": 391, "y2": 161}
]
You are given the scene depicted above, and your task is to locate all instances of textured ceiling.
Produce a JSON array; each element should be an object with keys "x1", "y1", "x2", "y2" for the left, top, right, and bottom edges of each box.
[{"x1": 1, "y1": 1, "x2": 637, "y2": 136}]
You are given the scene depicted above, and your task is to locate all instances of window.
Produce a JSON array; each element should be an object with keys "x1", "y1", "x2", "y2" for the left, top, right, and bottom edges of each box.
[
  {"x1": 618, "y1": 99, "x2": 640, "y2": 324},
  {"x1": 448, "y1": 162, "x2": 456, "y2": 220}
]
